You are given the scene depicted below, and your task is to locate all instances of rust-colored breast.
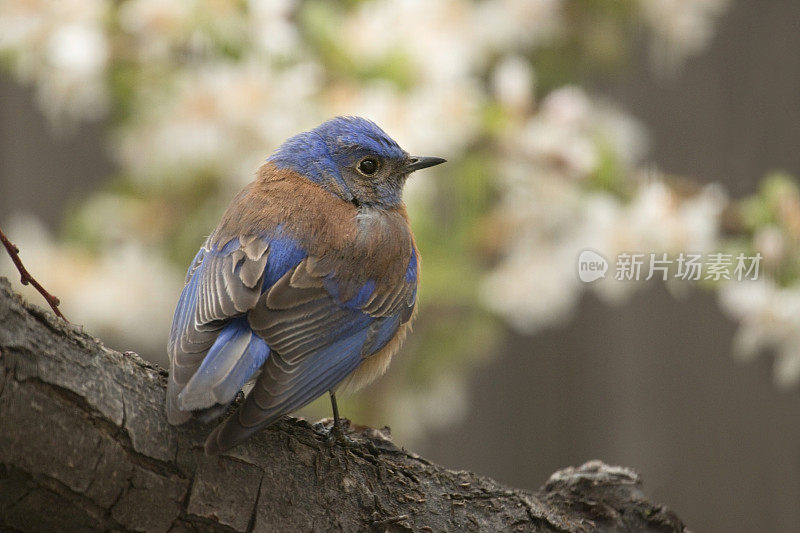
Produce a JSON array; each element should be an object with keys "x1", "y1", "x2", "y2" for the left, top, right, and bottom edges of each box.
[{"x1": 211, "y1": 163, "x2": 360, "y2": 248}]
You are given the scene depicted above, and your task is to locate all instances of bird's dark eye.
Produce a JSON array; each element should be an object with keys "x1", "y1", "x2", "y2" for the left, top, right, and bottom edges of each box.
[{"x1": 357, "y1": 157, "x2": 379, "y2": 176}]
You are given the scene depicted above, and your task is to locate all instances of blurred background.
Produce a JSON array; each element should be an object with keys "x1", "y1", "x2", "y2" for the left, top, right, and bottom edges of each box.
[{"x1": 1, "y1": 1, "x2": 799, "y2": 531}]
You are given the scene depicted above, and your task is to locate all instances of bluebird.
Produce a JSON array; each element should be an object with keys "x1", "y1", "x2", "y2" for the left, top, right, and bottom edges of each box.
[{"x1": 166, "y1": 116, "x2": 445, "y2": 454}]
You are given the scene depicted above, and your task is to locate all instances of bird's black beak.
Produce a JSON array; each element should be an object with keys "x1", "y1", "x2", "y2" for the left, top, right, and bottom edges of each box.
[{"x1": 404, "y1": 156, "x2": 447, "y2": 173}]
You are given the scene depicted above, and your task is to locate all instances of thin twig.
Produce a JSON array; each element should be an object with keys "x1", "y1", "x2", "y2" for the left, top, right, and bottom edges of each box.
[{"x1": 0, "y1": 224, "x2": 68, "y2": 322}]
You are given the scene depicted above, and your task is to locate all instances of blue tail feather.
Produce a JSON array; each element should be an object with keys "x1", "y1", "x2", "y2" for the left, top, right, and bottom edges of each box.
[{"x1": 178, "y1": 317, "x2": 269, "y2": 410}]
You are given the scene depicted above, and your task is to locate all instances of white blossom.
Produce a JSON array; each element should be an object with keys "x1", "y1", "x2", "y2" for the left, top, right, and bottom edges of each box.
[
  {"x1": 485, "y1": 169, "x2": 727, "y2": 330},
  {"x1": 492, "y1": 55, "x2": 536, "y2": 114},
  {"x1": 248, "y1": 0, "x2": 300, "y2": 57},
  {"x1": 115, "y1": 60, "x2": 323, "y2": 186},
  {"x1": 473, "y1": 0, "x2": 564, "y2": 52},
  {"x1": 506, "y1": 87, "x2": 647, "y2": 182},
  {"x1": 0, "y1": 0, "x2": 110, "y2": 122},
  {"x1": 641, "y1": 0, "x2": 731, "y2": 71},
  {"x1": 719, "y1": 280, "x2": 800, "y2": 387}
]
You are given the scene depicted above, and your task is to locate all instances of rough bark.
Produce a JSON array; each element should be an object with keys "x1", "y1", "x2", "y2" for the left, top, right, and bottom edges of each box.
[{"x1": 0, "y1": 277, "x2": 686, "y2": 532}]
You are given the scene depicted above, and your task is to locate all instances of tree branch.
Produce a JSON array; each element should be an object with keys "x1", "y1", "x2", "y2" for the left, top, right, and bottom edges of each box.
[
  {"x1": 0, "y1": 225, "x2": 67, "y2": 321},
  {"x1": 0, "y1": 277, "x2": 686, "y2": 532}
]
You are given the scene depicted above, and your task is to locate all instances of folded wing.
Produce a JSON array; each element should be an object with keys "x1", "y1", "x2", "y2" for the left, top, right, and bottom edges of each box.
[
  {"x1": 166, "y1": 234, "x2": 301, "y2": 424},
  {"x1": 204, "y1": 250, "x2": 417, "y2": 454}
]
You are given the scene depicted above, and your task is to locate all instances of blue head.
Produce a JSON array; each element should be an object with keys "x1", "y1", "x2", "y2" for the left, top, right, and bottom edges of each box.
[{"x1": 268, "y1": 116, "x2": 445, "y2": 208}]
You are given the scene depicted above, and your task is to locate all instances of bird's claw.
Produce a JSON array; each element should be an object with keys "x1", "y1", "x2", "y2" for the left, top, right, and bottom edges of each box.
[{"x1": 325, "y1": 420, "x2": 354, "y2": 446}]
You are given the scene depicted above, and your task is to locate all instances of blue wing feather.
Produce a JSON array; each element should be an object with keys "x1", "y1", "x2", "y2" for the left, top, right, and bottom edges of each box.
[
  {"x1": 363, "y1": 314, "x2": 402, "y2": 355},
  {"x1": 261, "y1": 232, "x2": 307, "y2": 290},
  {"x1": 169, "y1": 232, "x2": 307, "y2": 416},
  {"x1": 274, "y1": 327, "x2": 369, "y2": 410},
  {"x1": 169, "y1": 249, "x2": 204, "y2": 351},
  {"x1": 405, "y1": 247, "x2": 417, "y2": 282}
]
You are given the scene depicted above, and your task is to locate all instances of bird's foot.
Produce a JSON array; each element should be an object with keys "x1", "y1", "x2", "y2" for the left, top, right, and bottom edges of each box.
[
  {"x1": 323, "y1": 390, "x2": 354, "y2": 446},
  {"x1": 322, "y1": 418, "x2": 354, "y2": 446}
]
